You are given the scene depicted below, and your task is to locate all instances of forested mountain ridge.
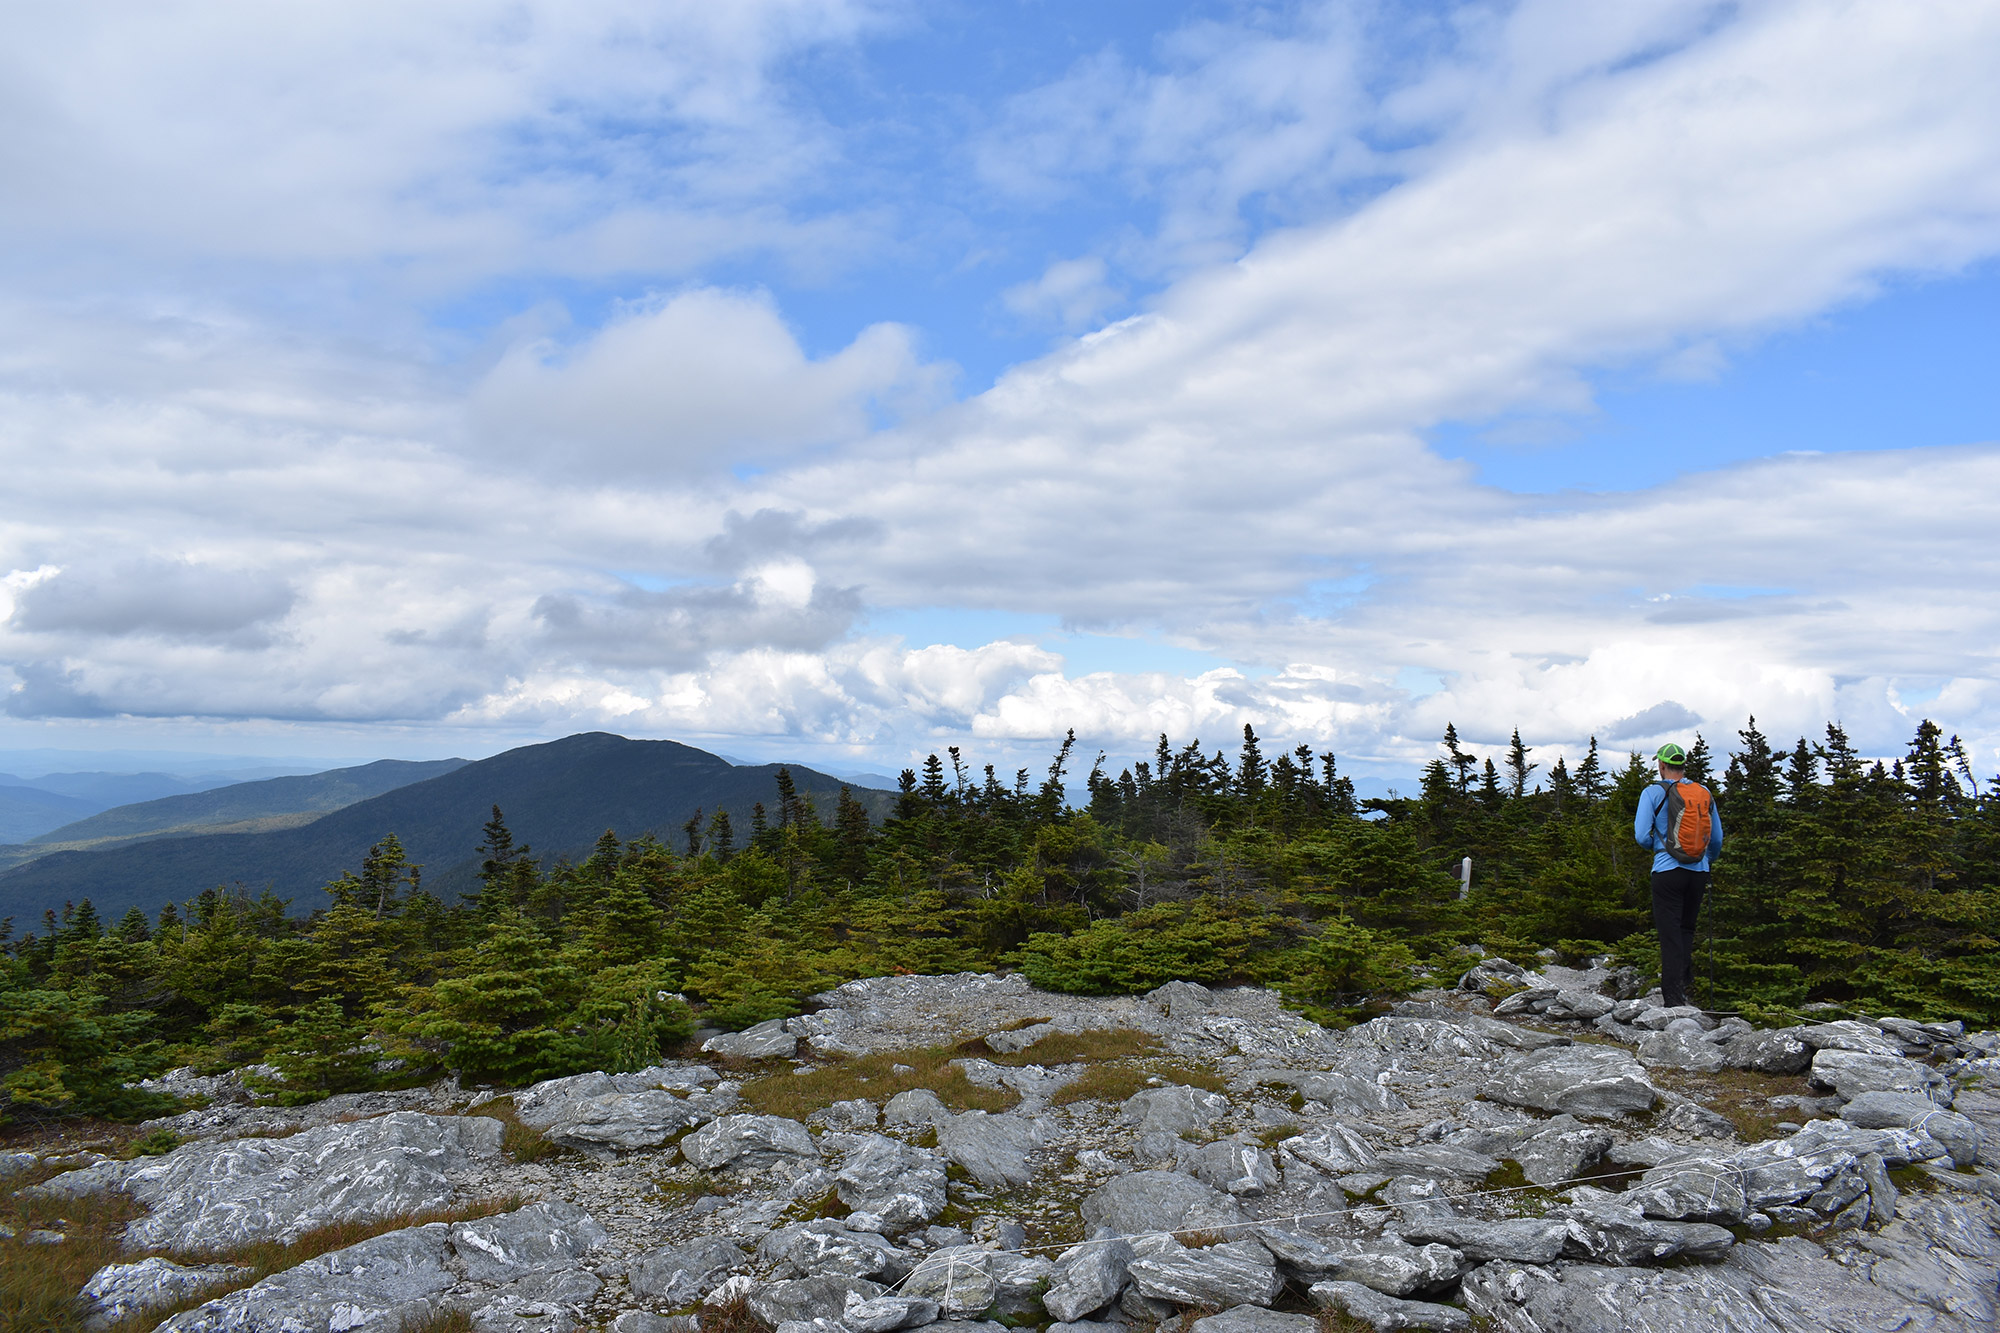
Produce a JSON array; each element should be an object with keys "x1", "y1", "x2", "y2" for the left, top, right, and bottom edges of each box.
[
  {"x1": 0, "y1": 758, "x2": 471, "y2": 873},
  {"x1": 0, "y1": 734, "x2": 891, "y2": 926},
  {"x1": 1, "y1": 716, "x2": 1994, "y2": 1125}
]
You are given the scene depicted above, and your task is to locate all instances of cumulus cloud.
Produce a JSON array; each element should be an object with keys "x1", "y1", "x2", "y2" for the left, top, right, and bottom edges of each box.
[
  {"x1": 3, "y1": 1, "x2": 2000, "y2": 781},
  {"x1": 470, "y1": 289, "x2": 947, "y2": 472},
  {"x1": 7, "y1": 560, "x2": 295, "y2": 646},
  {"x1": 1001, "y1": 258, "x2": 1123, "y2": 331}
]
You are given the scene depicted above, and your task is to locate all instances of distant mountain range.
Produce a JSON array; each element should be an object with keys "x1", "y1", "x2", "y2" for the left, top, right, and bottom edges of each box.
[
  {"x1": 0, "y1": 733, "x2": 893, "y2": 928},
  {"x1": 0, "y1": 758, "x2": 471, "y2": 872},
  {"x1": 0, "y1": 783, "x2": 104, "y2": 844}
]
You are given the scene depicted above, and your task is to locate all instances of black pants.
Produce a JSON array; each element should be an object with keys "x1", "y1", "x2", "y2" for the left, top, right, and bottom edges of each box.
[{"x1": 1651, "y1": 867, "x2": 1709, "y2": 1008}]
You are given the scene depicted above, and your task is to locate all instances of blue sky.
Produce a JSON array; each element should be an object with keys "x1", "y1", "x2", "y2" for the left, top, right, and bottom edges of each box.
[{"x1": 2, "y1": 0, "x2": 1998, "y2": 786}]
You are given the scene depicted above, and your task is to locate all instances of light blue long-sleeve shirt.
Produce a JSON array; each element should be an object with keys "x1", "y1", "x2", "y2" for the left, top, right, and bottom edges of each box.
[{"x1": 1634, "y1": 781, "x2": 1723, "y2": 873}]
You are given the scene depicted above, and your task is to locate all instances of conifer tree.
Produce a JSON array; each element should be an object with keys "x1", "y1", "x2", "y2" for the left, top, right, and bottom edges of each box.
[{"x1": 1504, "y1": 729, "x2": 1537, "y2": 798}]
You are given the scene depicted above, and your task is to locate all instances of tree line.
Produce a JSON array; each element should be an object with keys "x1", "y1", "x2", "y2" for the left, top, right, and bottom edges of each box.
[{"x1": 3, "y1": 716, "x2": 1995, "y2": 1123}]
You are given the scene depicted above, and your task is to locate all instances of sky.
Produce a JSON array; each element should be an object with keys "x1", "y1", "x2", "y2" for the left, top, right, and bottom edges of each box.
[{"x1": 2, "y1": 0, "x2": 1998, "y2": 788}]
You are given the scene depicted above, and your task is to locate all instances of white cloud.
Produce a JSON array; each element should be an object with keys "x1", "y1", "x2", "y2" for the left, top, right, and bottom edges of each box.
[
  {"x1": 469, "y1": 288, "x2": 946, "y2": 472},
  {"x1": 1000, "y1": 258, "x2": 1124, "y2": 331},
  {"x1": 4, "y1": 1, "x2": 2000, "y2": 783}
]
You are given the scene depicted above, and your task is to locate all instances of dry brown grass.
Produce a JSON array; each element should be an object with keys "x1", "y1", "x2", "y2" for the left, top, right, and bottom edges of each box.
[
  {"x1": 2, "y1": 1166, "x2": 149, "y2": 1333},
  {"x1": 976, "y1": 1028, "x2": 1164, "y2": 1067},
  {"x1": 1048, "y1": 1058, "x2": 1226, "y2": 1108},
  {"x1": 993, "y1": 1016, "x2": 1057, "y2": 1033},
  {"x1": 1649, "y1": 1066, "x2": 1812, "y2": 1142},
  {"x1": 700, "y1": 1294, "x2": 762, "y2": 1333},
  {"x1": 399, "y1": 1309, "x2": 475, "y2": 1333},
  {"x1": 465, "y1": 1098, "x2": 563, "y2": 1163},
  {"x1": 1174, "y1": 1229, "x2": 1228, "y2": 1248},
  {"x1": 738, "y1": 1047, "x2": 1018, "y2": 1120}
]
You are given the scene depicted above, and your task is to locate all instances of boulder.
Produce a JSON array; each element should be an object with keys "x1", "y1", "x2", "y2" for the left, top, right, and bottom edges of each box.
[
  {"x1": 1482, "y1": 1046, "x2": 1656, "y2": 1117},
  {"x1": 1307, "y1": 1281, "x2": 1471, "y2": 1332},
  {"x1": 1636, "y1": 1030, "x2": 1728, "y2": 1073},
  {"x1": 1838, "y1": 1090, "x2": 1981, "y2": 1167},
  {"x1": 682, "y1": 1115, "x2": 819, "y2": 1170},
  {"x1": 901, "y1": 1248, "x2": 999, "y2": 1319},
  {"x1": 1127, "y1": 1238, "x2": 1281, "y2": 1309},
  {"x1": 82, "y1": 1111, "x2": 505, "y2": 1250},
  {"x1": 1146, "y1": 981, "x2": 1218, "y2": 1018},
  {"x1": 1351, "y1": 1017, "x2": 1497, "y2": 1060},
  {"x1": 1290, "y1": 1071, "x2": 1409, "y2": 1114},
  {"x1": 469, "y1": 1268, "x2": 600, "y2": 1333},
  {"x1": 841, "y1": 1293, "x2": 939, "y2": 1333},
  {"x1": 1276, "y1": 1124, "x2": 1379, "y2": 1176},
  {"x1": 1188, "y1": 1309, "x2": 1317, "y2": 1333},
  {"x1": 985, "y1": 1023, "x2": 1057, "y2": 1055},
  {"x1": 1373, "y1": 1144, "x2": 1500, "y2": 1180},
  {"x1": 1631, "y1": 1005, "x2": 1706, "y2": 1032},
  {"x1": 1080, "y1": 1171, "x2": 1243, "y2": 1235},
  {"x1": 1462, "y1": 1259, "x2": 1766, "y2": 1333},
  {"x1": 833, "y1": 1134, "x2": 947, "y2": 1231},
  {"x1": 1508, "y1": 1119, "x2": 1612, "y2": 1186},
  {"x1": 631, "y1": 1238, "x2": 749, "y2": 1305},
  {"x1": 703, "y1": 1019, "x2": 798, "y2": 1060},
  {"x1": 1559, "y1": 1199, "x2": 1735, "y2": 1265},
  {"x1": 818, "y1": 1099, "x2": 880, "y2": 1131},
  {"x1": 1719, "y1": 1029, "x2": 1813, "y2": 1075},
  {"x1": 450, "y1": 1201, "x2": 607, "y2": 1282},
  {"x1": 1544, "y1": 990, "x2": 1616, "y2": 1021},
  {"x1": 936, "y1": 1112, "x2": 1041, "y2": 1188},
  {"x1": 81, "y1": 1258, "x2": 251, "y2": 1331},
  {"x1": 1396, "y1": 1217, "x2": 1567, "y2": 1264},
  {"x1": 1797, "y1": 1020, "x2": 1906, "y2": 1056},
  {"x1": 1625, "y1": 1158, "x2": 1747, "y2": 1223},
  {"x1": 1044, "y1": 1235, "x2": 1134, "y2": 1322},
  {"x1": 155, "y1": 1223, "x2": 456, "y2": 1333},
  {"x1": 760, "y1": 1222, "x2": 902, "y2": 1281},
  {"x1": 1809, "y1": 1048, "x2": 1950, "y2": 1104},
  {"x1": 883, "y1": 1090, "x2": 949, "y2": 1127},
  {"x1": 1121, "y1": 1086, "x2": 1231, "y2": 1137},
  {"x1": 511, "y1": 1069, "x2": 719, "y2": 1150},
  {"x1": 749, "y1": 1277, "x2": 887, "y2": 1327},
  {"x1": 1187, "y1": 1142, "x2": 1281, "y2": 1196},
  {"x1": 1257, "y1": 1232, "x2": 1465, "y2": 1298}
]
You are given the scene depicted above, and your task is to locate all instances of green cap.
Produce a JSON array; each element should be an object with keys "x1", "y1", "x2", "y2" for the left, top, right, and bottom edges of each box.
[{"x1": 1655, "y1": 743, "x2": 1687, "y2": 766}]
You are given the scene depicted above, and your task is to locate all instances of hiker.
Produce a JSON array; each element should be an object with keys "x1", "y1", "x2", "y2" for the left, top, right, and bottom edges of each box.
[{"x1": 1634, "y1": 741, "x2": 1724, "y2": 1009}]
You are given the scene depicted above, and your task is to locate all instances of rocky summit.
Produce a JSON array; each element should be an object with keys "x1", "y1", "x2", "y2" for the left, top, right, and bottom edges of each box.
[{"x1": 19, "y1": 965, "x2": 2000, "y2": 1333}]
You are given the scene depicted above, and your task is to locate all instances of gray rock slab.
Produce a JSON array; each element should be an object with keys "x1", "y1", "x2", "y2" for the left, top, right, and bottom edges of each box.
[
  {"x1": 682, "y1": 1114, "x2": 819, "y2": 1169},
  {"x1": 1308, "y1": 1280, "x2": 1471, "y2": 1332},
  {"x1": 631, "y1": 1237, "x2": 749, "y2": 1305},
  {"x1": 936, "y1": 1111, "x2": 1042, "y2": 1188},
  {"x1": 1809, "y1": 1048, "x2": 1949, "y2": 1103},
  {"x1": 155, "y1": 1222, "x2": 456, "y2": 1333},
  {"x1": 1720, "y1": 1029, "x2": 1813, "y2": 1075},
  {"x1": 703, "y1": 1019, "x2": 799, "y2": 1059},
  {"x1": 1545, "y1": 991, "x2": 1616, "y2": 1022},
  {"x1": 1188, "y1": 1307, "x2": 1318, "y2": 1333},
  {"x1": 1373, "y1": 1144, "x2": 1499, "y2": 1180},
  {"x1": 102, "y1": 1111, "x2": 504, "y2": 1250},
  {"x1": 1147, "y1": 980, "x2": 1218, "y2": 1018},
  {"x1": 883, "y1": 1090, "x2": 949, "y2": 1127},
  {"x1": 1277, "y1": 1124, "x2": 1379, "y2": 1176},
  {"x1": 1397, "y1": 1217, "x2": 1567, "y2": 1264},
  {"x1": 1127, "y1": 1239, "x2": 1281, "y2": 1309},
  {"x1": 1509, "y1": 1120, "x2": 1612, "y2": 1186},
  {"x1": 450, "y1": 1200, "x2": 607, "y2": 1282},
  {"x1": 1839, "y1": 1090, "x2": 1981, "y2": 1167},
  {"x1": 759, "y1": 1221, "x2": 902, "y2": 1281},
  {"x1": 1121, "y1": 1085, "x2": 1231, "y2": 1137},
  {"x1": 1626, "y1": 1158, "x2": 1747, "y2": 1223},
  {"x1": 985, "y1": 1023, "x2": 1058, "y2": 1055},
  {"x1": 901, "y1": 1248, "x2": 1000, "y2": 1318},
  {"x1": 1259, "y1": 1231, "x2": 1465, "y2": 1297},
  {"x1": 1188, "y1": 1141, "x2": 1281, "y2": 1196},
  {"x1": 750, "y1": 1277, "x2": 888, "y2": 1328},
  {"x1": 1045, "y1": 1236, "x2": 1134, "y2": 1322},
  {"x1": 841, "y1": 1293, "x2": 940, "y2": 1333},
  {"x1": 1632, "y1": 1005, "x2": 1706, "y2": 1032},
  {"x1": 1483, "y1": 1046, "x2": 1657, "y2": 1117},
  {"x1": 613, "y1": 1314, "x2": 698, "y2": 1333},
  {"x1": 81, "y1": 1257, "x2": 251, "y2": 1331},
  {"x1": 1797, "y1": 1021, "x2": 1905, "y2": 1056},
  {"x1": 1560, "y1": 1199, "x2": 1734, "y2": 1265},
  {"x1": 1081, "y1": 1170, "x2": 1244, "y2": 1235},
  {"x1": 1636, "y1": 1030, "x2": 1728, "y2": 1073},
  {"x1": 1351, "y1": 1016, "x2": 1498, "y2": 1060},
  {"x1": 834, "y1": 1134, "x2": 947, "y2": 1232}
]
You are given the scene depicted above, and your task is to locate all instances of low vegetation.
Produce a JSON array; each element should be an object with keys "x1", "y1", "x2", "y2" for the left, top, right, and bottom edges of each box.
[{"x1": 5, "y1": 716, "x2": 1996, "y2": 1130}]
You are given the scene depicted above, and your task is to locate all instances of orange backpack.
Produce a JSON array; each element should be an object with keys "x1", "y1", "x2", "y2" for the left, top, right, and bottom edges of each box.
[{"x1": 1655, "y1": 779, "x2": 1715, "y2": 865}]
